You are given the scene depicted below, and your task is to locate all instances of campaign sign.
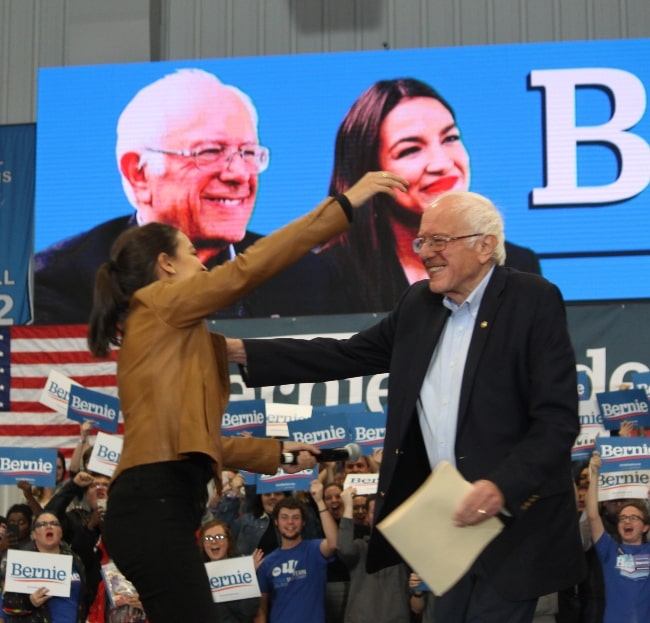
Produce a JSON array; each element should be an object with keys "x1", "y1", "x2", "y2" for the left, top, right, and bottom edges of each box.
[
  {"x1": 596, "y1": 388, "x2": 650, "y2": 430},
  {"x1": 266, "y1": 402, "x2": 312, "y2": 438},
  {"x1": 39, "y1": 369, "x2": 82, "y2": 415},
  {"x1": 312, "y1": 403, "x2": 368, "y2": 415},
  {"x1": 255, "y1": 467, "x2": 315, "y2": 493},
  {"x1": 287, "y1": 413, "x2": 350, "y2": 448},
  {"x1": 87, "y1": 431, "x2": 122, "y2": 477},
  {"x1": 4, "y1": 549, "x2": 73, "y2": 597},
  {"x1": 633, "y1": 371, "x2": 650, "y2": 399},
  {"x1": 222, "y1": 399, "x2": 266, "y2": 437},
  {"x1": 0, "y1": 447, "x2": 57, "y2": 486},
  {"x1": 595, "y1": 437, "x2": 650, "y2": 501},
  {"x1": 344, "y1": 473, "x2": 379, "y2": 495},
  {"x1": 205, "y1": 556, "x2": 260, "y2": 603},
  {"x1": 347, "y1": 411, "x2": 386, "y2": 455},
  {"x1": 572, "y1": 396, "x2": 608, "y2": 462},
  {"x1": 67, "y1": 385, "x2": 120, "y2": 433},
  {"x1": 577, "y1": 370, "x2": 591, "y2": 401}
]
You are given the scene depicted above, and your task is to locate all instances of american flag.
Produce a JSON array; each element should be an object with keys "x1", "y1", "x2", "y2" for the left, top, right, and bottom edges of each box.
[{"x1": 0, "y1": 325, "x2": 119, "y2": 458}]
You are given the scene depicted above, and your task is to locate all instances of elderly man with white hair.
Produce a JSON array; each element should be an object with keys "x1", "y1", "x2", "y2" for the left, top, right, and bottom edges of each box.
[{"x1": 34, "y1": 69, "x2": 333, "y2": 323}]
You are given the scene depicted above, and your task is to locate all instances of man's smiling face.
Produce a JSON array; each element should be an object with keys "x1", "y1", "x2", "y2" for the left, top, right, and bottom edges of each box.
[{"x1": 136, "y1": 85, "x2": 259, "y2": 246}]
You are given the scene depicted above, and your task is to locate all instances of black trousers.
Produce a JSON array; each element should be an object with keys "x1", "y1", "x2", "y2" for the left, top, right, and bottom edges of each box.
[
  {"x1": 103, "y1": 460, "x2": 215, "y2": 623},
  {"x1": 435, "y1": 560, "x2": 537, "y2": 623}
]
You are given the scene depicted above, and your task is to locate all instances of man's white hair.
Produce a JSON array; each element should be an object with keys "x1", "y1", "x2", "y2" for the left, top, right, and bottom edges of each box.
[
  {"x1": 429, "y1": 191, "x2": 507, "y2": 266},
  {"x1": 116, "y1": 69, "x2": 259, "y2": 208}
]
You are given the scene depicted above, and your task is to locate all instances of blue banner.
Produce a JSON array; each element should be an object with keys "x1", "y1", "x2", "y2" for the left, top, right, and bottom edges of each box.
[
  {"x1": 222, "y1": 399, "x2": 266, "y2": 437},
  {"x1": 34, "y1": 39, "x2": 650, "y2": 311},
  {"x1": 0, "y1": 447, "x2": 57, "y2": 486},
  {"x1": 347, "y1": 411, "x2": 386, "y2": 455},
  {"x1": 287, "y1": 413, "x2": 350, "y2": 448},
  {"x1": 67, "y1": 385, "x2": 120, "y2": 433},
  {"x1": 255, "y1": 468, "x2": 315, "y2": 493},
  {"x1": 595, "y1": 388, "x2": 650, "y2": 430},
  {"x1": 0, "y1": 124, "x2": 35, "y2": 326},
  {"x1": 633, "y1": 371, "x2": 650, "y2": 399},
  {"x1": 595, "y1": 437, "x2": 650, "y2": 500}
]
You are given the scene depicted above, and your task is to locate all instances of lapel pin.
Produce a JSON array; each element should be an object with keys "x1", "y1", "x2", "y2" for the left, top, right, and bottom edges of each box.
[{"x1": 480, "y1": 321, "x2": 488, "y2": 328}]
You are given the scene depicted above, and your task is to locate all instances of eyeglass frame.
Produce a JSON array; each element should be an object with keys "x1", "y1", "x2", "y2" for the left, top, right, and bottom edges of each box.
[
  {"x1": 33, "y1": 520, "x2": 62, "y2": 529},
  {"x1": 412, "y1": 233, "x2": 484, "y2": 254},
  {"x1": 143, "y1": 144, "x2": 270, "y2": 173},
  {"x1": 618, "y1": 514, "x2": 645, "y2": 523},
  {"x1": 203, "y1": 534, "x2": 228, "y2": 542}
]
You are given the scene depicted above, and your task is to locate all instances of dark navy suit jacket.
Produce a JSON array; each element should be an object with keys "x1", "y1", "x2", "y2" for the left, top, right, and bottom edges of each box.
[
  {"x1": 242, "y1": 266, "x2": 586, "y2": 600},
  {"x1": 34, "y1": 214, "x2": 335, "y2": 324}
]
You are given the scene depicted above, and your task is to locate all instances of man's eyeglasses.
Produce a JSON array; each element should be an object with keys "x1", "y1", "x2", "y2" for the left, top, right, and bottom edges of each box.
[
  {"x1": 34, "y1": 520, "x2": 61, "y2": 529},
  {"x1": 352, "y1": 505, "x2": 367, "y2": 511},
  {"x1": 91, "y1": 482, "x2": 110, "y2": 489},
  {"x1": 203, "y1": 534, "x2": 227, "y2": 542},
  {"x1": 618, "y1": 514, "x2": 644, "y2": 523},
  {"x1": 144, "y1": 144, "x2": 270, "y2": 173},
  {"x1": 412, "y1": 233, "x2": 484, "y2": 254}
]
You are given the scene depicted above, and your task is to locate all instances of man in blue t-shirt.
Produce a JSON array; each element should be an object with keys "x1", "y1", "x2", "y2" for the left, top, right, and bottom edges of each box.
[
  {"x1": 586, "y1": 451, "x2": 650, "y2": 623},
  {"x1": 256, "y1": 481, "x2": 338, "y2": 623}
]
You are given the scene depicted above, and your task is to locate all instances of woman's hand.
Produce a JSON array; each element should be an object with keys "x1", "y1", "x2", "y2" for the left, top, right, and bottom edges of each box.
[
  {"x1": 309, "y1": 479, "x2": 324, "y2": 504},
  {"x1": 29, "y1": 587, "x2": 51, "y2": 608},
  {"x1": 252, "y1": 548, "x2": 265, "y2": 570},
  {"x1": 340, "y1": 487, "x2": 356, "y2": 516},
  {"x1": 589, "y1": 451, "x2": 602, "y2": 475},
  {"x1": 343, "y1": 171, "x2": 408, "y2": 208},
  {"x1": 619, "y1": 420, "x2": 635, "y2": 437}
]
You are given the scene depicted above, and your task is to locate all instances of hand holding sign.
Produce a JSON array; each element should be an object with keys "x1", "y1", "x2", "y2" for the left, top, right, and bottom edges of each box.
[{"x1": 29, "y1": 586, "x2": 51, "y2": 608}]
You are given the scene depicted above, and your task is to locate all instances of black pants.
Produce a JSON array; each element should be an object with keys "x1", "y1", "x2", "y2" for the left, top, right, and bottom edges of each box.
[
  {"x1": 435, "y1": 560, "x2": 537, "y2": 623},
  {"x1": 103, "y1": 460, "x2": 215, "y2": 623}
]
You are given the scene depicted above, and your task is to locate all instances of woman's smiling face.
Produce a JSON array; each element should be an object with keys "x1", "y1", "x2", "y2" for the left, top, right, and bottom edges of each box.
[{"x1": 378, "y1": 96, "x2": 470, "y2": 215}]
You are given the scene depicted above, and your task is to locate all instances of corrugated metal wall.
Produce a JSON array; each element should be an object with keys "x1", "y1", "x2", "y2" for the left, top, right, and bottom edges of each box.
[{"x1": 0, "y1": 0, "x2": 649, "y2": 123}]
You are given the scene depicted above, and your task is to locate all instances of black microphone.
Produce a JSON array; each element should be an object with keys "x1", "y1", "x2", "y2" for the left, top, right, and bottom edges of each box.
[{"x1": 282, "y1": 442, "x2": 362, "y2": 465}]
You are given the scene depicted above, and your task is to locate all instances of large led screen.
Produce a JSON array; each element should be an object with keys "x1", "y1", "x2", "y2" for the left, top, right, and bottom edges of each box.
[{"x1": 34, "y1": 39, "x2": 650, "y2": 324}]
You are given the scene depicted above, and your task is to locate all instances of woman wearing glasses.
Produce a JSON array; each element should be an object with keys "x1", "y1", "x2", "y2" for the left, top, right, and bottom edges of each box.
[
  {"x1": 320, "y1": 77, "x2": 540, "y2": 314},
  {"x1": 586, "y1": 451, "x2": 650, "y2": 623},
  {"x1": 0, "y1": 511, "x2": 88, "y2": 623},
  {"x1": 199, "y1": 519, "x2": 262, "y2": 623}
]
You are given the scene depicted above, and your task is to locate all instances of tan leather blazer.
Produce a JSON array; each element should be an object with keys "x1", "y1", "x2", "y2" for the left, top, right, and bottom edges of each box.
[{"x1": 113, "y1": 198, "x2": 349, "y2": 482}]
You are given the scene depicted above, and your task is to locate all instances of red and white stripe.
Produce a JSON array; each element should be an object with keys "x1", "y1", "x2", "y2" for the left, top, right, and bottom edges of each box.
[{"x1": 0, "y1": 325, "x2": 120, "y2": 458}]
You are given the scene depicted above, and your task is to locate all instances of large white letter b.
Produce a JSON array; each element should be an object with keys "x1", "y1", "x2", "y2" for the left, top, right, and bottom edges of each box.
[{"x1": 530, "y1": 68, "x2": 650, "y2": 205}]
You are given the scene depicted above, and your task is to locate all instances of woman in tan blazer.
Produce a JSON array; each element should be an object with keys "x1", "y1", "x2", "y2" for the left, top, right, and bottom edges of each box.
[{"x1": 86, "y1": 171, "x2": 406, "y2": 623}]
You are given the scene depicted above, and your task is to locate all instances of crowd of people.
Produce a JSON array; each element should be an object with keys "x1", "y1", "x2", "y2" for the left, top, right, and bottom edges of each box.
[
  {"x1": 8, "y1": 65, "x2": 647, "y2": 623},
  {"x1": 0, "y1": 432, "x2": 146, "y2": 623},
  {"x1": 3, "y1": 446, "x2": 649, "y2": 622}
]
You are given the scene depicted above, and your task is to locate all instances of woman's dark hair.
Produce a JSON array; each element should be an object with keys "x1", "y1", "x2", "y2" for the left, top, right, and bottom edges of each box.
[
  {"x1": 329, "y1": 78, "x2": 455, "y2": 199},
  {"x1": 572, "y1": 460, "x2": 589, "y2": 486},
  {"x1": 199, "y1": 519, "x2": 238, "y2": 560},
  {"x1": 87, "y1": 222, "x2": 179, "y2": 358},
  {"x1": 56, "y1": 450, "x2": 67, "y2": 483},
  {"x1": 250, "y1": 491, "x2": 290, "y2": 518},
  {"x1": 323, "y1": 78, "x2": 458, "y2": 311}
]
